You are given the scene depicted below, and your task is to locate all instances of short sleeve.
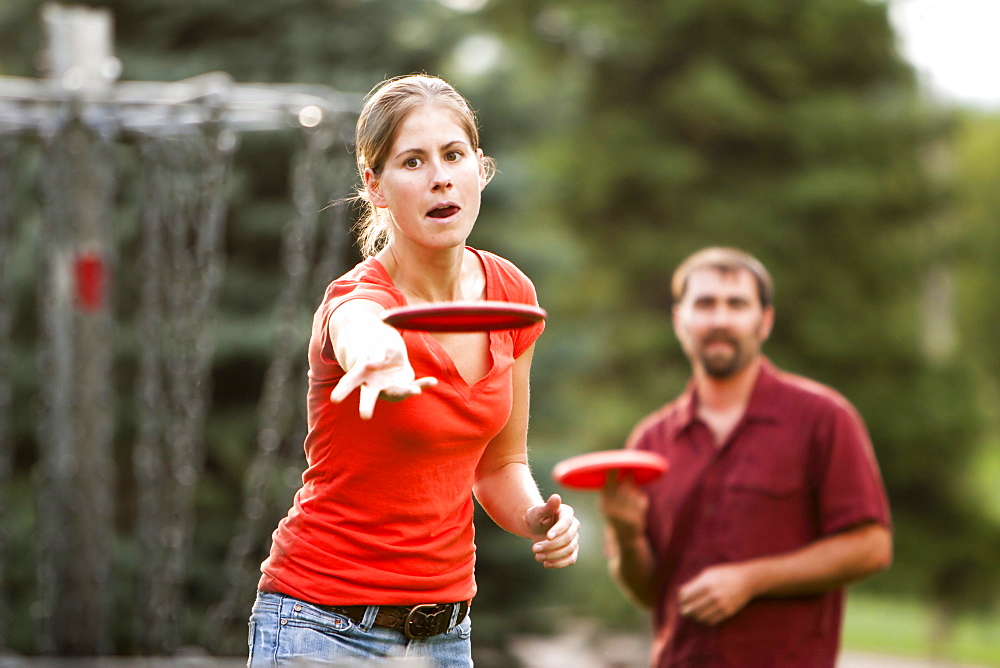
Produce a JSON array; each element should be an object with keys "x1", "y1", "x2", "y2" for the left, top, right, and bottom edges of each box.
[
  {"x1": 473, "y1": 248, "x2": 545, "y2": 358},
  {"x1": 311, "y1": 259, "x2": 405, "y2": 372},
  {"x1": 814, "y1": 400, "x2": 892, "y2": 535}
]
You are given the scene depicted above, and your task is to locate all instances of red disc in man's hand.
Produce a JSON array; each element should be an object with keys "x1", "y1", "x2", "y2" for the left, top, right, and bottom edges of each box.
[{"x1": 552, "y1": 450, "x2": 669, "y2": 491}]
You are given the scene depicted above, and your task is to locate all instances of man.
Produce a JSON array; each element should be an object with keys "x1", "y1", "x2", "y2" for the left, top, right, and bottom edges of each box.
[{"x1": 599, "y1": 247, "x2": 892, "y2": 668}]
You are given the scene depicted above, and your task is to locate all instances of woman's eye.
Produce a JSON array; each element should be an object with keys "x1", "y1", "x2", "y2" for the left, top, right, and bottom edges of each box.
[
  {"x1": 445, "y1": 150, "x2": 462, "y2": 162},
  {"x1": 404, "y1": 157, "x2": 421, "y2": 168}
]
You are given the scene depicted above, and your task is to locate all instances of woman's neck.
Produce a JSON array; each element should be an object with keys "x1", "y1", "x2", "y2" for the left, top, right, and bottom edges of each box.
[{"x1": 377, "y1": 244, "x2": 483, "y2": 304}]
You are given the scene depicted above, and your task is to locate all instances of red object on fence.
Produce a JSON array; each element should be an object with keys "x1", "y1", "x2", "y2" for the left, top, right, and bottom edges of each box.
[{"x1": 73, "y1": 250, "x2": 106, "y2": 312}]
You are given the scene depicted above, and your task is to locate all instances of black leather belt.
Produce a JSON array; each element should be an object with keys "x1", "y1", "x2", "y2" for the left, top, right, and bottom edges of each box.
[{"x1": 317, "y1": 601, "x2": 469, "y2": 639}]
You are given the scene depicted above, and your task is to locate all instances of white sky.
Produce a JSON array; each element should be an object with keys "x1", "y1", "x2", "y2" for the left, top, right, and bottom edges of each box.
[
  {"x1": 441, "y1": 0, "x2": 1000, "y2": 108},
  {"x1": 889, "y1": 0, "x2": 1000, "y2": 108}
]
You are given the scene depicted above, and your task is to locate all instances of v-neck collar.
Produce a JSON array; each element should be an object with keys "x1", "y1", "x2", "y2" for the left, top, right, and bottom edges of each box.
[{"x1": 370, "y1": 248, "x2": 497, "y2": 399}]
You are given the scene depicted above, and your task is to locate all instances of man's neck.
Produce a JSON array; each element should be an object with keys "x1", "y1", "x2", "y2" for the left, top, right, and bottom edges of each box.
[
  {"x1": 691, "y1": 357, "x2": 762, "y2": 446},
  {"x1": 693, "y1": 356, "x2": 763, "y2": 414}
]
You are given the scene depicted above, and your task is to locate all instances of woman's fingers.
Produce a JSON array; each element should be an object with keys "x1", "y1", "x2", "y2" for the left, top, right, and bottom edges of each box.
[
  {"x1": 531, "y1": 500, "x2": 580, "y2": 568},
  {"x1": 329, "y1": 351, "x2": 438, "y2": 418}
]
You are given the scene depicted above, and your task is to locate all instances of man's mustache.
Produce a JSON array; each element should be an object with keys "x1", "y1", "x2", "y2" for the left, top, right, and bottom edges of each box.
[{"x1": 702, "y1": 330, "x2": 738, "y2": 346}]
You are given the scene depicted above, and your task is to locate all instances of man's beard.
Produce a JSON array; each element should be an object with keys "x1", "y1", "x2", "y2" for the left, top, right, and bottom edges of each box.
[{"x1": 698, "y1": 333, "x2": 749, "y2": 379}]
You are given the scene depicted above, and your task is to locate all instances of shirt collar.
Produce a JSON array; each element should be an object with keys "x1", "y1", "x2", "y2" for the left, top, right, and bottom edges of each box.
[
  {"x1": 672, "y1": 356, "x2": 782, "y2": 439},
  {"x1": 743, "y1": 357, "x2": 784, "y2": 422}
]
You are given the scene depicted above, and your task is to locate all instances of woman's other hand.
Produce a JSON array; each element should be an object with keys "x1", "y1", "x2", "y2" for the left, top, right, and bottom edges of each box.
[{"x1": 527, "y1": 494, "x2": 580, "y2": 569}]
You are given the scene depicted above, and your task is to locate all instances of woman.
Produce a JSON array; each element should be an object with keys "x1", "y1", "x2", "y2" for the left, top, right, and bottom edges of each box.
[{"x1": 248, "y1": 74, "x2": 580, "y2": 667}]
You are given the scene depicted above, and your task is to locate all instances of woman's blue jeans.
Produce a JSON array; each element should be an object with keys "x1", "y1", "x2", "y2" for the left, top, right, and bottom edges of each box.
[{"x1": 248, "y1": 591, "x2": 473, "y2": 667}]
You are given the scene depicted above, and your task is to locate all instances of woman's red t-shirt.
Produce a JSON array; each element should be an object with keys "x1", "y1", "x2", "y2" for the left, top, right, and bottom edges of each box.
[{"x1": 258, "y1": 248, "x2": 544, "y2": 605}]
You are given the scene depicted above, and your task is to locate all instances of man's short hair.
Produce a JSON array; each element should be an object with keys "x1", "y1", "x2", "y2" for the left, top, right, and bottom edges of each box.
[{"x1": 671, "y1": 247, "x2": 774, "y2": 309}]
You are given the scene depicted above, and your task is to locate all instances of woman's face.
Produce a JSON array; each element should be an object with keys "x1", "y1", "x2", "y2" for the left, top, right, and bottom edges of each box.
[{"x1": 365, "y1": 104, "x2": 486, "y2": 254}]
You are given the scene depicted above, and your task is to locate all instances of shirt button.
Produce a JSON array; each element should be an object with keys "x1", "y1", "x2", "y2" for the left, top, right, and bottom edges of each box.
[
  {"x1": 280, "y1": 618, "x2": 288, "y2": 626},
  {"x1": 294, "y1": 605, "x2": 302, "y2": 612}
]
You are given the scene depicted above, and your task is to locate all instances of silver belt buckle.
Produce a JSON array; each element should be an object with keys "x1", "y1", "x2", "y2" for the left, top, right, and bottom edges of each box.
[{"x1": 404, "y1": 603, "x2": 449, "y2": 639}]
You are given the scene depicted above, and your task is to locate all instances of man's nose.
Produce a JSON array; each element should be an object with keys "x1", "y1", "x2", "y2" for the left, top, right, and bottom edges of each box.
[{"x1": 706, "y1": 304, "x2": 734, "y2": 326}]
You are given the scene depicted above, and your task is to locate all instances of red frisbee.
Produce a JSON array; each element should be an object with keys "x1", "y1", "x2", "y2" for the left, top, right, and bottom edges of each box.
[
  {"x1": 382, "y1": 301, "x2": 547, "y2": 332},
  {"x1": 552, "y1": 450, "x2": 669, "y2": 491}
]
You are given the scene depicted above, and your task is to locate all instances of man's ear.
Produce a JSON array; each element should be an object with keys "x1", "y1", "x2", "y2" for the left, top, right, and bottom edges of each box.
[
  {"x1": 671, "y1": 304, "x2": 684, "y2": 340},
  {"x1": 364, "y1": 168, "x2": 387, "y2": 208},
  {"x1": 759, "y1": 306, "x2": 775, "y2": 342}
]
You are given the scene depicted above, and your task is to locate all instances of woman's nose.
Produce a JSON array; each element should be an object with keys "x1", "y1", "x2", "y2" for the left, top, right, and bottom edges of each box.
[{"x1": 431, "y1": 162, "x2": 453, "y2": 189}]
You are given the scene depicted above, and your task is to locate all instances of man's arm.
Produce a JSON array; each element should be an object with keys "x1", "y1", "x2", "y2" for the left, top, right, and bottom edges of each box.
[
  {"x1": 600, "y1": 477, "x2": 657, "y2": 608},
  {"x1": 678, "y1": 522, "x2": 892, "y2": 625},
  {"x1": 605, "y1": 525, "x2": 658, "y2": 608}
]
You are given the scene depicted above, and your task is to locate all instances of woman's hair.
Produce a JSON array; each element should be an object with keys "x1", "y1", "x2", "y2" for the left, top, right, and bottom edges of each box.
[
  {"x1": 351, "y1": 74, "x2": 496, "y2": 258},
  {"x1": 671, "y1": 247, "x2": 774, "y2": 309}
]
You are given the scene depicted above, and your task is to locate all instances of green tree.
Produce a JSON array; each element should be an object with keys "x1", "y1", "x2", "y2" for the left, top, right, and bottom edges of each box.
[{"x1": 954, "y1": 113, "x2": 1000, "y2": 408}]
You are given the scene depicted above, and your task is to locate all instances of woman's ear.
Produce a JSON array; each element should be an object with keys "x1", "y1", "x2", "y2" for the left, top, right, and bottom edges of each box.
[
  {"x1": 477, "y1": 148, "x2": 487, "y2": 191},
  {"x1": 364, "y1": 168, "x2": 388, "y2": 208}
]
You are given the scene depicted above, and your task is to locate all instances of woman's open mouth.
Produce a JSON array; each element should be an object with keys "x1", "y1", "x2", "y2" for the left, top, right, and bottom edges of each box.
[{"x1": 427, "y1": 204, "x2": 460, "y2": 219}]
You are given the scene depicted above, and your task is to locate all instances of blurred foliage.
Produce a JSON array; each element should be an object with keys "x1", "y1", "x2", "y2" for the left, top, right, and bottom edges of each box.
[
  {"x1": 953, "y1": 112, "x2": 1000, "y2": 393},
  {"x1": 475, "y1": 0, "x2": 1000, "y2": 625},
  {"x1": 2, "y1": 0, "x2": 1000, "y2": 661}
]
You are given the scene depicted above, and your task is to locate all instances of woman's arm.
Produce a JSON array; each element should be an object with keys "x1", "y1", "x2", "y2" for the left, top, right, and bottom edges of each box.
[
  {"x1": 327, "y1": 298, "x2": 437, "y2": 419},
  {"x1": 473, "y1": 345, "x2": 580, "y2": 568}
]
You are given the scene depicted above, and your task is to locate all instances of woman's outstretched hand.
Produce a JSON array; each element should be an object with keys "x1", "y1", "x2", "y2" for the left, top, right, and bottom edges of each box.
[{"x1": 330, "y1": 346, "x2": 437, "y2": 420}]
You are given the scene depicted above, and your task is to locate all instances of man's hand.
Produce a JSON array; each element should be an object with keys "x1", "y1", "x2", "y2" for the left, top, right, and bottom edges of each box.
[
  {"x1": 598, "y1": 472, "x2": 648, "y2": 543},
  {"x1": 526, "y1": 494, "x2": 580, "y2": 568},
  {"x1": 678, "y1": 563, "x2": 756, "y2": 625}
]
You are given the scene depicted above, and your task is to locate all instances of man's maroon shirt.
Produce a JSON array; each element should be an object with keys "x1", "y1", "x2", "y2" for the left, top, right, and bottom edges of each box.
[{"x1": 626, "y1": 358, "x2": 891, "y2": 668}]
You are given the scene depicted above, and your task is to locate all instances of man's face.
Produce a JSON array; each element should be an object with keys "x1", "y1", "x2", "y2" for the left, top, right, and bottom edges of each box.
[{"x1": 673, "y1": 268, "x2": 773, "y2": 379}]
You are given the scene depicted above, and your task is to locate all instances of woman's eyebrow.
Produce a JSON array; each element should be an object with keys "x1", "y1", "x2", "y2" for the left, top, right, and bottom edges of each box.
[{"x1": 393, "y1": 139, "x2": 470, "y2": 161}]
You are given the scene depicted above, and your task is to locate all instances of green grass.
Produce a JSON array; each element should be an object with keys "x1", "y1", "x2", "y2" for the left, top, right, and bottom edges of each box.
[{"x1": 843, "y1": 594, "x2": 1000, "y2": 666}]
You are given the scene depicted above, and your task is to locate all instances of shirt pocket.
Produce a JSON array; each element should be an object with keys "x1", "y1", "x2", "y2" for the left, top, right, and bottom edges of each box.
[
  {"x1": 719, "y1": 455, "x2": 813, "y2": 557},
  {"x1": 727, "y1": 464, "x2": 804, "y2": 497},
  {"x1": 725, "y1": 437, "x2": 811, "y2": 495}
]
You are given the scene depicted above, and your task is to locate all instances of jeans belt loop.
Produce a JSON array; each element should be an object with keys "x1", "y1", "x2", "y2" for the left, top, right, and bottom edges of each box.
[{"x1": 360, "y1": 604, "x2": 379, "y2": 632}]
